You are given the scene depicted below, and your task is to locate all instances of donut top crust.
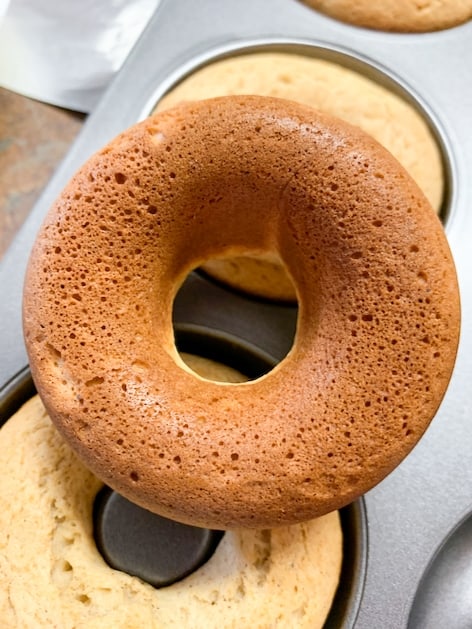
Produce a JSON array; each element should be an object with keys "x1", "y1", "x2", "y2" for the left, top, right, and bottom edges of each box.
[{"x1": 23, "y1": 96, "x2": 460, "y2": 529}]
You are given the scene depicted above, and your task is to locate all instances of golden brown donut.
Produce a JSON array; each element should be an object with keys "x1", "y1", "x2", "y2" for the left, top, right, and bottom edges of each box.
[
  {"x1": 301, "y1": 0, "x2": 472, "y2": 32},
  {"x1": 23, "y1": 96, "x2": 460, "y2": 529}
]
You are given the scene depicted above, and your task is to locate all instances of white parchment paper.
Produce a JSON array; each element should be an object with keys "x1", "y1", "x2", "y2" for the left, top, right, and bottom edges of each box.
[
  {"x1": 0, "y1": 0, "x2": 159, "y2": 112},
  {"x1": 0, "y1": 0, "x2": 9, "y2": 21}
]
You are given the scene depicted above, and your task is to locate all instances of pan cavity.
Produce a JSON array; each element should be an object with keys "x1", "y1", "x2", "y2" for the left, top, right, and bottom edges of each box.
[{"x1": 408, "y1": 511, "x2": 472, "y2": 628}]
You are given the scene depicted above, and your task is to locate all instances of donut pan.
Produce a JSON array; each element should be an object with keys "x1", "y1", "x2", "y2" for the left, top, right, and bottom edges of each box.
[{"x1": 1, "y1": 0, "x2": 471, "y2": 626}]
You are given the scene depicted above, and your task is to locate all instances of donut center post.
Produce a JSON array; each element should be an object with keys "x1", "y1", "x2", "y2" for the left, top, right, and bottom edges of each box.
[{"x1": 94, "y1": 486, "x2": 224, "y2": 588}]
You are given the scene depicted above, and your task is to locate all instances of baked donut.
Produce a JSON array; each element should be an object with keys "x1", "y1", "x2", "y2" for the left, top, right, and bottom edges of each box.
[
  {"x1": 23, "y1": 96, "x2": 460, "y2": 529},
  {"x1": 0, "y1": 395, "x2": 342, "y2": 628},
  {"x1": 156, "y1": 52, "x2": 444, "y2": 301},
  {"x1": 301, "y1": 0, "x2": 472, "y2": 32}
]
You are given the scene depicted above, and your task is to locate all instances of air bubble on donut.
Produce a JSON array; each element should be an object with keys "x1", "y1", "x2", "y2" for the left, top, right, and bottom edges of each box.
[
  {"x1": 46, "y1": 342, "x2": 62, "y2": 360},
  {"x1": 131, "y1": 360, "x2": 150, "y2": 373},
  {"x1": 51, "y1": 558, "x2": 74, "y2": 587},
  {"x1": 113, "y1": 173, "x2": 127, "y2": 185},
  {"x1": 76, "y1": 594, "x2": 92, "y2": 605},
  {"x1": 85, "y1": 376, "x2": 104, "y2": 387}
]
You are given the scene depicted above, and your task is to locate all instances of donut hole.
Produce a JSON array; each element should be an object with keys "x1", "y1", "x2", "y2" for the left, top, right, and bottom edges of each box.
[{"x1": 173, "y1": 325, "x2": 279, "y2": 383}]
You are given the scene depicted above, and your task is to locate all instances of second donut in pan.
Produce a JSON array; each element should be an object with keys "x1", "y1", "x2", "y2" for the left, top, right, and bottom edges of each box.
[{"x1": 0, "y1": 353, "x2": 342, "y2": 627}]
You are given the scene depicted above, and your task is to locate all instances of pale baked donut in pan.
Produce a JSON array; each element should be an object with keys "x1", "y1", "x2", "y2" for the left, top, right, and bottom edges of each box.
[{"x1": 0, "y1": 385, "x2": 342, "y2": 626}]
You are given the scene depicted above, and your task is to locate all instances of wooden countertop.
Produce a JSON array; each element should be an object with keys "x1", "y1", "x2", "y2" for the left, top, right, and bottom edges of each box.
[{"x1": 0, "y1": 87, "x2": 85, "y2": 259}]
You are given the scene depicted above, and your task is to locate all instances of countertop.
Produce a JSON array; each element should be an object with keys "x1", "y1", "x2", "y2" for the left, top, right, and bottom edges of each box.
[{"x1": 0, "y1": 87, "x2": 84, "y2": 259}]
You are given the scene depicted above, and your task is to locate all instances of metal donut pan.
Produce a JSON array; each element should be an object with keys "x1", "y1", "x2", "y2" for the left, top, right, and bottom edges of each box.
[{"x1": 1, "y1": 0, "x2": 471, "y2": 627}]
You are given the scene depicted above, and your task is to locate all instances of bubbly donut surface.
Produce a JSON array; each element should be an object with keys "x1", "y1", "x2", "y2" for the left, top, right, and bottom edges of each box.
[
  {"x1": 23, "y1": 96, "x2": 460, "y2": 529},
  {"x1": 0, "y1": 395, "x2": 342, "y2": 628}
]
